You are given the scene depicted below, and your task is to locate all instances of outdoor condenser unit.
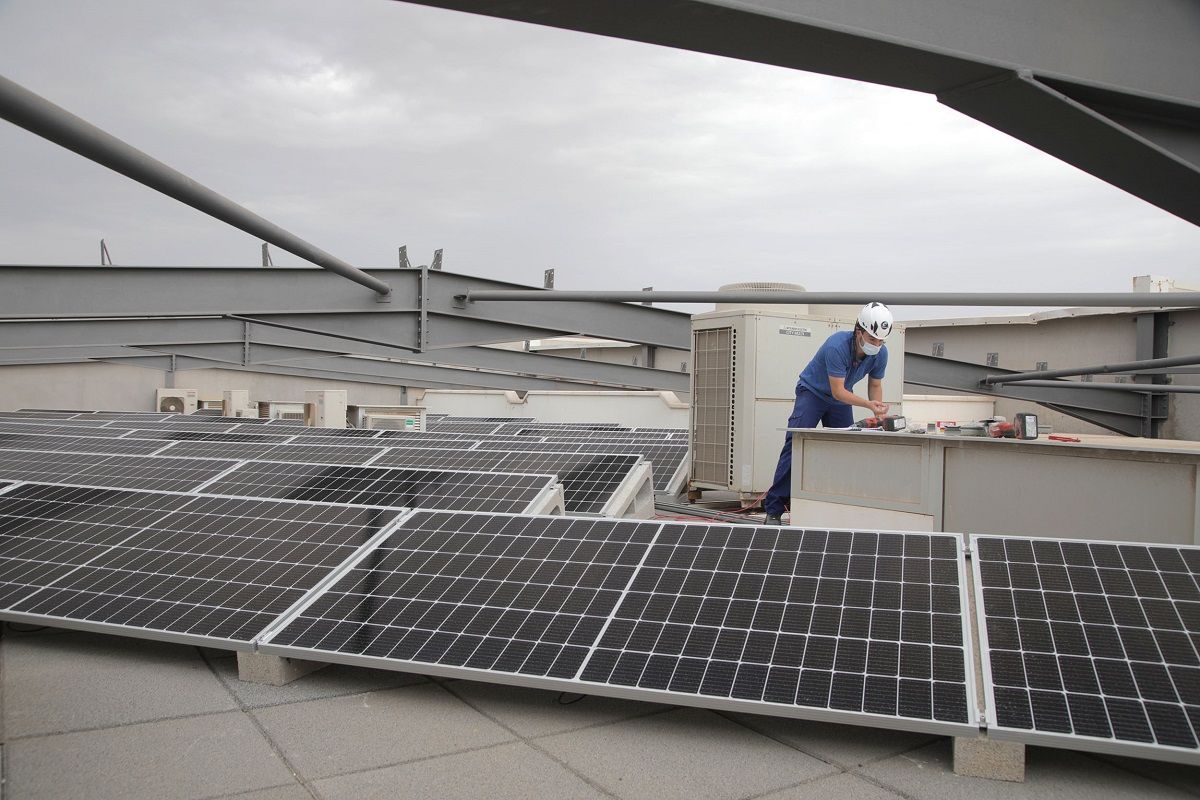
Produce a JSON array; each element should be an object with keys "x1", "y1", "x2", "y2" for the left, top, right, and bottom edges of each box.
[
  {"x1": 257, "y1": 400, "x2": 306, "y2": 421},
  {"x1": 347, "y1": 404, "x2": 427, "y2": 430},
  {"x1": 305, "y1": 389, "x2": 348, "y2": 428},
  {"x1": 689, "y1": 309, "x2": 905, "y2": 498},
  {"x1": 155, "y1": 388, "x2": 198, "y2": 415}
]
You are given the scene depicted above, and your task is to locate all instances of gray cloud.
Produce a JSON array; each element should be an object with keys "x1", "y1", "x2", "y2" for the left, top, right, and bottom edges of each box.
[{"x1": 1, "y1": 0, "x2": 1197, "y2": 317}]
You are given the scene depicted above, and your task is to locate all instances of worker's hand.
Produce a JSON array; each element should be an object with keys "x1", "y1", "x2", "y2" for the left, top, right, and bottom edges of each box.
[{"x1": 869, "y1": 401, "x2": 889, "y2": 415}]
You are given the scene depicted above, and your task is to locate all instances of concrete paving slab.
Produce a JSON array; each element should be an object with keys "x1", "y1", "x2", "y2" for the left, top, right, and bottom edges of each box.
[
  {"x1": 210, "y1": 786, "x2": 312, "y2": 800},
  {"x1": 756, "y1": 772, "x2": 904, "y2": 800},
  {"x1": 722, "y1": 712, "x2": 939, "y2": 767},
  {"x1": 2, "y1": 630, "x2": 236, "y2": 738},
  {"x1": 1090, "y1": 754, "x2": 1200, "y2": 796},
  {"x1": 250, "y1": 683, "x2": 515, "y2": 780},
  {"x1": 209, "y1": 653, "x2": 425, "y2": 708},
  {"x1": 447, "y1": 678, "x2": 670, "y2": 738},
  {"x1": 4, "y1": 710, "x2": 293, "y2": 800},
  {"x1": 313, "y1": 740, "x2": 610, "y2": 800},
  {"x1": 538, "y1": 707, "x2": 837, "y2": 800},
  {"x1": 860, "y1": 740, "x2": 1196, "y2": 800}
]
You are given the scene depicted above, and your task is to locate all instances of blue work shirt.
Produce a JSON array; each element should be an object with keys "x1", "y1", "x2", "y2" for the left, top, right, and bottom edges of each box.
[{"x1": 796, "y1": 330, "x2": 887, "y2": 403}]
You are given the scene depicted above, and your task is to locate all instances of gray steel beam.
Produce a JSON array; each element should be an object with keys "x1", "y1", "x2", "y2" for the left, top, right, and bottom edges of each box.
[
  {"x1": 0, "y1": 76, "x2": 392, "y2": 297},
  {"x1": 984, "y1": 353, "x2": 1200, "y2": 384},
  {"x1": 1002, "y1": 379, "x2": 1200, "y2": 395},
  {"x1": 203, "y1": 355, "x2": 603, "y2": 392},
  {"x1": 464, "y1": 289, "x2": 1200, "y2": 307},
  {"x1": 0, "y1": 316, "x2": 690, "y2": 391},
  {"x1": 905, "y1": 353, "x2": 1159, "y2": 437},
  {"x1": 9, "y1": 348, "x2": 587, "y2": 391},
  {"x1": 0, "y1": 266, "x2": 692, "y2": 350},
  {"x1": 399, "y1": 1, "x2": 1200, "y2": 227}
]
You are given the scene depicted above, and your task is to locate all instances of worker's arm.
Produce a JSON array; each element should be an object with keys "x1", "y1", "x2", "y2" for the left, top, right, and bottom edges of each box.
[
  {"x1": 867, "y1": 377, "x2": 889, "y2": 415},
  {"x1": 829, "y1": 376, "x2": 889, "y2": 415}
]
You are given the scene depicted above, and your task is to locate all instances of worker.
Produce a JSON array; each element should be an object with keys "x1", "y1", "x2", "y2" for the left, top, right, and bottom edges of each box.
[{"x1": 762, "y1": 302, "x2": 894, "y2": 525}]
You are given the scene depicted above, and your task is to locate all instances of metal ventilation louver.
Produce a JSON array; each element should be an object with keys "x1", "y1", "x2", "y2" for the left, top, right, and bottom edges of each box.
[{"x1": 691, "y1": 326, "x2": 736, "y2": 487}]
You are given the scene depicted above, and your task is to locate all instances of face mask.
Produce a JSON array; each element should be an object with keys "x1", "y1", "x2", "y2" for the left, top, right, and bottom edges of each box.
[{"x1": 861, "y1": 340, "x2": 882, "y2": 356}]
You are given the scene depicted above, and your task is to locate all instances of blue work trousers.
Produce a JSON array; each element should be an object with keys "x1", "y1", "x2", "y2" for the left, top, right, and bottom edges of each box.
[{"x1": 762, "y1": 388, "x2": 853, "y2": 517}]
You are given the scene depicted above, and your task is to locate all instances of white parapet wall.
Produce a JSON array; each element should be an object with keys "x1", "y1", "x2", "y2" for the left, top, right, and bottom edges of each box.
[{"x1": 412, "y1": 389, "x2": 690, "y2": 428}]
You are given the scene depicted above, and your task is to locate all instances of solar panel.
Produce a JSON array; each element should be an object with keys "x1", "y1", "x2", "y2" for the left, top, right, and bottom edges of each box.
[
  {"x1": 0, "y1": 410, "x2": 87, "y2": 419},
  {"x1": 0, "y1": 421, "x2": 127, "y2": 436},
  {"x1": 0, "y1": 483, "x2": 198, "y2": 609},
  {"x1": 262, "y1": 511, "x2": 660, "y2": 679},
  {"x1": 260, "y1": 515, "x2": 977, "y2": 737},
  {"x1": 80, "y1": 412, "x2": 178, "y2": 421},
  {"x1": 369, "y1": 450, "x2": 642, "y2": 514},
  {"x1": 473, "y1": 440, "x2": 688, "y2": 492},
  {"x1": 425, "y1": 422, "x2": 506, "y2": 435},
  {"x1": 0, "y1": 433, "x2": 169, "y2": 456},
  {"x1": 253, "y1": 426, "x2": 382, "y2": 438},
  {"x1": 0, "y1": 451, "x2": 239, "y2": 493},
  {"x1": 159, "y1": 441, "x2": 386, "y2": 465},
  {"x1": 200, "y1": 461, "x2": 559, "y2": 514},
  {"x1": 121, "y1": 429, "x2": 297, "y2": 443},
  {"x1": 973, "y1": 535, "x2": 1200, "y2": 764},
  {"x1": 169, "y1": 415, "x2": 273, "y2": 424},
  {"x1": 491, "y1": 422, "x2": 622, "y2": 436},
  {"x1": 582, "y1": 525, "x2": 974, "y2": 730},
  {"x1": 102, "y1": 420, "x2": 241, "y2": 433},
  {"x1": 0, "y1": 483, "x2": 402, "y2": 647}
]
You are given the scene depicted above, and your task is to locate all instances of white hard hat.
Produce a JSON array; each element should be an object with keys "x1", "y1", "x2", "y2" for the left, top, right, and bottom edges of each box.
[{"x1": 857, "y1": 302, "x2": 894, "y2": 339}]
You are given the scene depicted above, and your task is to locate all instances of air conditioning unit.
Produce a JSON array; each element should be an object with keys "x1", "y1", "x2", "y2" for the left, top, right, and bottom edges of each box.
[
  {"x1": 364, "y1": 412, "x2": 427, "y2": 432},
  {"x1": 155, "y1": 388, "x2": 198, "y2": 415},
  {"x1": 348, "y1": 404, "x2": 427, "y2": 431},
  {"x1": 305, "y1": 390, "x2": 348, "y2": 428},
  {"x1": 222, "y1": 390, "x2": 256, "y2": 418},
  {"x1": 689, "y1": 308, "x2": 905, "y2": 498},
  {"x1": 258, "y1": 400, "x2": 306, "y2": 421}
]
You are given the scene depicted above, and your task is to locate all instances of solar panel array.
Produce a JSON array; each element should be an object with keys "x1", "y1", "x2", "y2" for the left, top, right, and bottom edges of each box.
[
  {"x1": 1, "y1": 436, "x2": 1199, "y2": 765},
  {"x1": 0, "y1": 410, "x2": 688, "y2": 505},
  {"x1": 0, "y1": 482, "x2": 401, "y2": 645},
  {"x1": 260, "y1": 511, "x2": 976, "y2": 736}
]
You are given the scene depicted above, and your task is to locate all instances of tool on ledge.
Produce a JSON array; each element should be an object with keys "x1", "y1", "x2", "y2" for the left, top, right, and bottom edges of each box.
[
  {"x1": 857, "y1": 415, "x2": 907, "y2": 432},
  {"x1": 1048, "y1": 434, "x2": 1081, "y2": 443}
]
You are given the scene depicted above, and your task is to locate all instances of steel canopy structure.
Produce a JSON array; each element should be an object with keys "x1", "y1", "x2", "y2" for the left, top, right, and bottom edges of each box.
[{"x1": 397, "y1": 0, "x2": 1200, "y2": 228}]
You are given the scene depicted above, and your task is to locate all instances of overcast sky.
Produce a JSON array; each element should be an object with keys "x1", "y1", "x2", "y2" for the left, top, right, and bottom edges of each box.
[{"x1": 2, "y1": 0, "x2": 1198, "y2": 319}]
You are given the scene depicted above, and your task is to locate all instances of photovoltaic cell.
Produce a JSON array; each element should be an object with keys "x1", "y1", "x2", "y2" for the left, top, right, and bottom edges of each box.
[
  {"x1": 369, "y1": 450, "x2": 642, "y2": 514},
  {"x1": 264, "y1": 510, "x2": 660, "y2": 679},
  {"x1": 974, "y1": 535, "x2": 1200, "y2": 764},
  {"x1": 0, "y1": 483, "x2": 401, "y2": 645},
  {"x1": 201, "y1": 461, "x2": 557, "y2": 513}
]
